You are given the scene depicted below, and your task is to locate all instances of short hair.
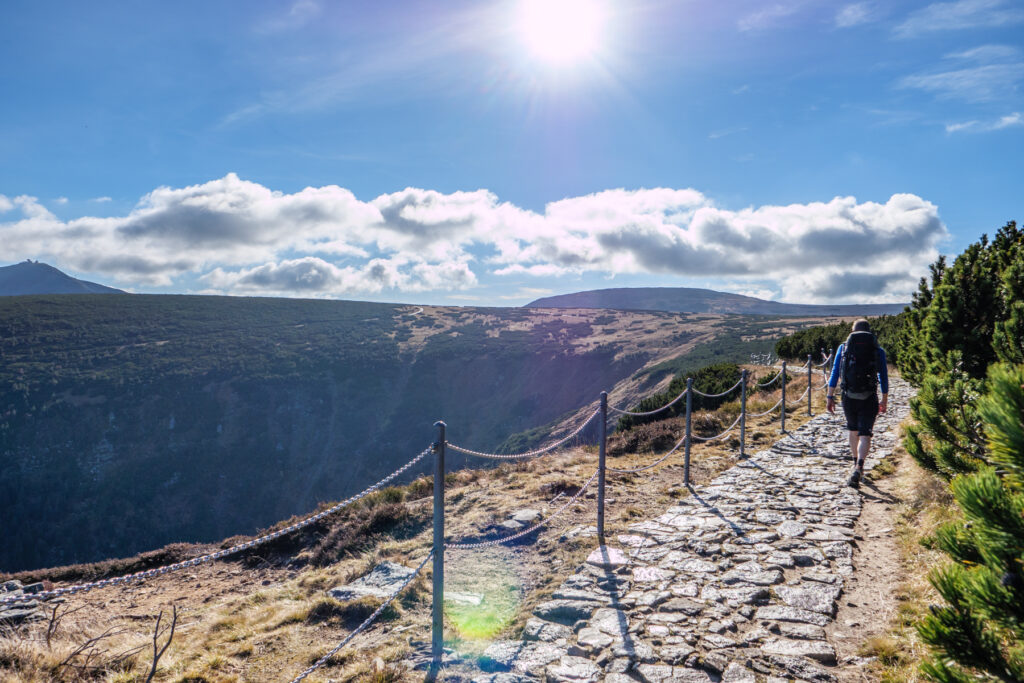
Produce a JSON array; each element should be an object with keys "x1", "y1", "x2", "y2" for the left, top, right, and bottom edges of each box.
[{"x1": 852, "y1": 319, "x2": 871, "y2": 332}]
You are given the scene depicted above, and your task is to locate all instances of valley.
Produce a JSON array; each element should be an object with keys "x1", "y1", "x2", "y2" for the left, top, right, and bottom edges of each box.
[{"x1": 0, "y1": 294, "x2": 839, "y2": 572}]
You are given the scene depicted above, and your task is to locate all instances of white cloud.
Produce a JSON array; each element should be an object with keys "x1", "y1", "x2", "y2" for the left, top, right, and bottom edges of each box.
[
  {"x1": 254, "y1": 0, "x2": 321, "y2": 34},
  {"x1": 0, "y1": 174, "x2": 947, "y2": 302},
  {"x1": 948, "y1": 44, "x2": 1021, "y2": 62},
  {"x1": 0, "y1": 195, "x2": 12, "y2": 213},
  {"x1": 895, "y1": 0, "x2": 1024, "y2": 38},
  {"x1": 947, "y1": 111, "x2": 1023, "y2": 132},
  {"x1": 92, "y1": 196, "x2": 113, "y2": 203},
  {"x1": 738, "y1": 3, "x2": 803, "y2": 32},
  {"x1": 55, "y1": 197, "x2": 68, "y2": 205},
  {"x1": 836, "y1": 3, "x2": 876, "y2": 28},
  {"x1": 898, "y1": 63, "x2": 1024, "y2": 102}
]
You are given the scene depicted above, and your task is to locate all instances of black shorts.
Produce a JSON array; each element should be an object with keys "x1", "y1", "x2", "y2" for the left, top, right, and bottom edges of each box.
[{"x1": 842, "y1": 394, "x2": 879, "y2": 436}]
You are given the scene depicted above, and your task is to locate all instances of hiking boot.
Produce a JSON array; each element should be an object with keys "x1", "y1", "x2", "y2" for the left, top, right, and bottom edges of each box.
[{"x1": 847, "y1": 467, "x2": 862, "y2": 488}]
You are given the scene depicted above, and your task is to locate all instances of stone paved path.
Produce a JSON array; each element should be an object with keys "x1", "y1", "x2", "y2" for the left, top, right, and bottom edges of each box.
[{"x1": 467, "y1": 376, "x2": 913, "y2": 683}]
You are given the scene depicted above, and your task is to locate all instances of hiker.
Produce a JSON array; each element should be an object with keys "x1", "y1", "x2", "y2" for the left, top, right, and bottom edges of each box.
[{"x1": 825, "y1": 319, "x2": 889, "y2": 487}]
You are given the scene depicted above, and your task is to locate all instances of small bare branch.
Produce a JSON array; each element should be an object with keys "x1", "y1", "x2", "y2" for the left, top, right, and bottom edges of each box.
[{"x1": 145, "y1": 605, "x2": 177, "y2": 683}]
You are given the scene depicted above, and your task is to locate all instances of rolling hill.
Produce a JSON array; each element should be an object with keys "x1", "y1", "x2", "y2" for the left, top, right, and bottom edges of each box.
[
  {"x1": 527, "y1": 286, "x2": 907, "y2": 316},
  {"x1": 0, "y1": 260, "x2": 124, "y2": 295}
]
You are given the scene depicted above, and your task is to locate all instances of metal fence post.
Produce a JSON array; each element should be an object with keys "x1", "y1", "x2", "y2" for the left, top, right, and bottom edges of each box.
[
  {"x1": 597, "y1": 391, "x2": 607, "y2": 540},
  {"x1": 780, "y1": 361, "x2": 787, "y2": 433},
  {"x1": 807, "y1": 354, "x2": 813, "y2": 416},
  {"x1": 740, "y1": 369, "x2": 747, "y2": 458},
  {"x1": 431, "y1": 421, "x2": 446, "y2": 666},
  {"x1": 683, "y1": 377, "x2": 693, "y2": 486}
]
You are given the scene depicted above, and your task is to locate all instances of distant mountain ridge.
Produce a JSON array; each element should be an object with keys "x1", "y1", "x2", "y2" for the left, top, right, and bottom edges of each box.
[
  {"x1": 526, "y1": 287, "x2": 907, "y2": 317},
  {"x1": 0, "y1": 261, "x2": 124, "y2": 296}
]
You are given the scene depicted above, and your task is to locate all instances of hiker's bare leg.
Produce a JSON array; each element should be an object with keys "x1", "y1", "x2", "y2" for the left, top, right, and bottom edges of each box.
[
  {"x1": 857, "y1": 435, "x2": 872, "y2": 466},
  {"x1": 848, "y1": 431, "x2": 858, "y2": 460}
]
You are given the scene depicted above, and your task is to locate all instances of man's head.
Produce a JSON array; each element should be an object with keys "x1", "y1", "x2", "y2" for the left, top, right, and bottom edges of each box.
[{"x1": 852, "y1": 319, "x2": 871, "y2": 332}]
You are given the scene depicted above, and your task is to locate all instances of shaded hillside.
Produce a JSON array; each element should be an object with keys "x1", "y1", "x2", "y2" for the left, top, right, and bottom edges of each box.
[
  {"x1": 0, "y1": 260, "x2": 124, "y2": 295},
  {"x1": 1, "y1": 295, "x2": 813, "y2": 572},
  {"x1": 527, "y1": 286, "x2": 907, "y2": 316}
]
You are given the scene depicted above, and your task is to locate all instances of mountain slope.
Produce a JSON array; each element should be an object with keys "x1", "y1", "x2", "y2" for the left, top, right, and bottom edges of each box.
[
  {"x1": 0, "y1": 260, "x2": 124, "y2": 295},
  {"x1": 527, "y1": 286, "x2": 906, "y2": 316}
]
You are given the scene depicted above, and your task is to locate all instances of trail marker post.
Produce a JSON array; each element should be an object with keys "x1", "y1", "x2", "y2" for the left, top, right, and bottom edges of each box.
[
  {"x1": 683, "y1": 377, "x2": 693, "y2": 486},
  {"x1": 597, "y1": 391, "x2": 607, "y2": 539},
  {"x1": 740, "y1": 369, "x2": 747, "y2": 458},
  {"x1": 431, "y1": 421, "x2": 446, "y2": 667},
  {"x1": 780, "y1": 361, "x2": 787, "y2": 433},
  {"x1": 807, "y1": 354, "x2": 813, "y2": 416}
]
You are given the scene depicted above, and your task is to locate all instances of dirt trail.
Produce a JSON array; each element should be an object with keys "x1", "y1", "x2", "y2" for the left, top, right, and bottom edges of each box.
[{"x1": 829, "y1": 452, "x2": 905, "y2": 682}]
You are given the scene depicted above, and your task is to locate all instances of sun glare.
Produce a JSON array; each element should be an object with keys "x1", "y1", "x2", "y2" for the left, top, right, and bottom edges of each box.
[{"x1": 518, "y1": 0, "x2": 607, "y2": 66}]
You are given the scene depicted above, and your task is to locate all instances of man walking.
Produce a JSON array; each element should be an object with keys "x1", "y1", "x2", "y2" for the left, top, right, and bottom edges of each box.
[{"x1": 826, "y1": 319, "x2": 889, "y2": 487}]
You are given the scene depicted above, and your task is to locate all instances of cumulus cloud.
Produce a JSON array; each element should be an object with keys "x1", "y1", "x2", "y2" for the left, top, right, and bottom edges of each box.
[{"x1": 0, "y1": 174, "x2": 947, "y2": 302}]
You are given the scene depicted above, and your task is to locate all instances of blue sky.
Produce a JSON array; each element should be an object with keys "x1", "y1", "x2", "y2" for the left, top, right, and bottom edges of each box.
[{"x1": 1, "y1": 0, "x2": 1021, "y2": 305}]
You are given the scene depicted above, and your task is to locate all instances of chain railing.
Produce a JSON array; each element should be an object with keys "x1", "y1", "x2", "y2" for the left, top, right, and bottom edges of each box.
[
  {"x1": 444, "y1": 469, "x2": 598, "y2": 549},
  {"x1": 608, "y1": 386, "x2": 688, "y2": 417},
  {"x1": 446, "y1": 408, "x2": 600, "y2": 460},
  {"x1": 691, "y1": 377, "x2": 744, "y2": 399},
  {"x1": 10, "y1": 353, "x2": 844, "y2": 677},
  {"x1": 287, "y1": 551, "x2": 433, "y2": 683},
  {"x1": 0, "y1": 445, "x2": 434, "y2": 607},
  {"x1": 691, "y1": 412, "x2": 744, "y2": 442}
]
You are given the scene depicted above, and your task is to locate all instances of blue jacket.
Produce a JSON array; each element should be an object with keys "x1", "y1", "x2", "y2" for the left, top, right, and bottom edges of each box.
[{"x1": 827, "y1": 342, "x2": 889, "y2": 395}]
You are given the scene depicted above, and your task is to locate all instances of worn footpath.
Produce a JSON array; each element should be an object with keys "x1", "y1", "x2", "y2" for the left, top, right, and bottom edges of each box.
[{"x1": 460, "y1": 376, "x2": 912, "y2": 683}]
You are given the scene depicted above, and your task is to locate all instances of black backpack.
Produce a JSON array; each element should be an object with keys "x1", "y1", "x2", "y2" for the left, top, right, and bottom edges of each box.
[{"x1": 842, "y1": 331, "x2": 878, "y2": 396}]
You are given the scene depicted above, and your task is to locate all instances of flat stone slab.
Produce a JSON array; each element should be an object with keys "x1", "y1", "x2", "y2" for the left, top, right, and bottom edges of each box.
[
  {"x1": 512, "y1": 509, "x2": 542, "y2": 524},
  {"x1": 545, "y1": 655, "x2": 602, "y2": 682},
  {"x1": 755, "y1": 604, "x2": 832, "y2": 628},
  {"x1": 327, "y1": 561, "x2": 415, "y2": 600},
  {"x1": 586, "y1": 545, "x2": 629, "y2": 569},
  {"x1": 762, "y1": 637, "x2": 837, "y2": 663}
]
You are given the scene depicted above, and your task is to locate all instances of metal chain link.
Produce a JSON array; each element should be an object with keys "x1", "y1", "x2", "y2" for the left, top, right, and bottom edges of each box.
[
  {"x1": 785, "y1": 386, "x2": 810, "y2": 406},
  {"x1": 287, "y1": 552, "x2": 433, "y2": 683},
  {"x1": 446, "y1": 409, "x2": 600, "y2": 460},
  {"x1": 608, "y1": 386, "x2": 689, "y2": 417},
  {"x1": 445, "y1": 469, "x2": 598, "y2": 549},
  {"x1": 607, "y1": 433, "x2": 687, "y2": 474},
  {"x1": 746, "y1": 397, "x2": 784, "y2": 418},
  {"x1": 691, "y1": 412, "x2": 744, "y2": 442},
  {"x1": 1, "y1": 446, "x2": 434, "y2": 607},
  {"x1": 691, "y1": 377, "x2": 744, "y2": 399},
  {"x1": 754, "y1": 371, "x2": 782, "y2": 388}
]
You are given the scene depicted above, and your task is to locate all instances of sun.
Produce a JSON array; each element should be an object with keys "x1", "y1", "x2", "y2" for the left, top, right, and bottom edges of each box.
[{"x1": 517, "y1": 0, "x2": 607, "y2": 66}]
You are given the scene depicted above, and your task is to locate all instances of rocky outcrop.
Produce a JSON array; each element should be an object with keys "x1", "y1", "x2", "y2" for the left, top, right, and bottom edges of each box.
[{"x1": 0, "y1": 580, "x2": 51, "y2": 625}]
